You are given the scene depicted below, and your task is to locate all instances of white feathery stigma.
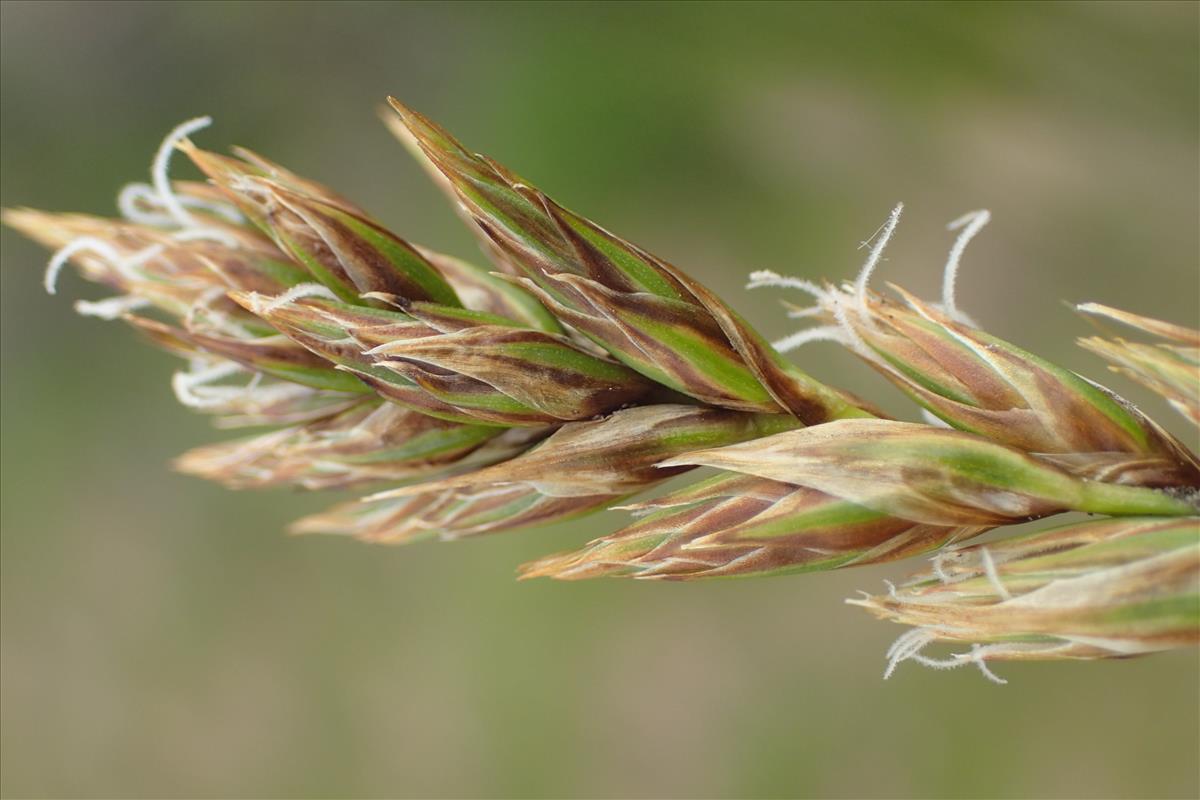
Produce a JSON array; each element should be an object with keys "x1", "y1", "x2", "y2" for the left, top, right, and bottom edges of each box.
[
  {"x1": 184, "y1": 286, "x2": 255, "y2": 339},
  {"x1": 749, "y1": 204, "x2": 999, "y2": 363},
  {"x1": 118, "y1": 182, "x2": 243, "y2": 227},
  {"x1": 745, "y1": 205, "x2": 905, "y2": 358},
  {"x1": 941, "y1": 209, "x2": 989, "y2": 325},
  {"x1": 932, "y1": 551, "x2": 953, "y2": 584},
  {"x1": 151, "y1": 116, "x2": 214, "y2": 229},
  {"x1": 171, "y1": 360, "x2": 246, "y2": 409},
  {"x1": 48, "y1": 118, "x2": 241, "y2": 308},
  {"x1": 260, "y1": 283, "x2": 341, "y2": 313},
  {"x1": 745, "y1": 270, "x2": 829, "y2": 300},
  {"x1": 44, "y1": 237, "x2": 163, "y2": 295},
  {"x1": 883, "y1": 627, "x2": 1008, "y2": 684},
  {"x1": 883, "y1": 628, "x2": 937, "y2": 679},
  {"x1": 771, "y1": 325, "x2": 850, "y2": 353},
  {"x1": 979, "y1": 546, "x2": 1013, "y2": 600},
  {"x1": 784, "y1": 304, "x2": 824, "y2": 320},
  {"x1": 171, "y1": 359, "x2": 295, "y2": 415},
  {"x1": 170, "y1": 227, "x2": 242, "y2": 248},
  {"x1": 853, "y1": 202, "x2": 903, "y2": 329},
  {"x1": 73, "y1": 295, "x2": 150, "y2": 320},
  {"x1": 920, "y1": 408, "x2": 953, "y2": 428},
  {"x1": 44, "y1": 237, "x2": 123, "y2": 294}
]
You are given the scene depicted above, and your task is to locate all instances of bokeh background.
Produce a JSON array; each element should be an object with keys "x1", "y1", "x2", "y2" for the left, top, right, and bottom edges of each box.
[{"x1": 2, "y1": 2, "x2": 1198, "y2": 798}]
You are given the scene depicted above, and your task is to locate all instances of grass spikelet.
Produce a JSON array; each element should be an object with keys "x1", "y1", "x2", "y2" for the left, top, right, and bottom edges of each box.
[
  {"x1": 6, "y1": 106, "x2": 1198, "y2": 683},
  {"x1": 850, "y1": 516, "x2": 1200, "y2": 678},
  {"x1": 1077, "y1": 303, "x2": 1200, "y2": 426}
]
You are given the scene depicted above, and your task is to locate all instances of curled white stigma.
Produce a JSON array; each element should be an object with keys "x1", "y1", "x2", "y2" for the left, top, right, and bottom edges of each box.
[
  {"x1": 979, "y1": 546, "x2": 1013, "y2": 600},
  {"x1": 255, "y1": 283, "x2": 341, "y2": 314},
  {"x1": 49, "y1": 117, "x2": 239, "y2": 304},
  {"x1": 919, "y1": 408, "x2": 953, "y2": 429},
  {"x1": 746, "y1": 269, "x2": 829, "y2": 300},
  {"x1": 118, "y1": 182, "x2": 242, "y2": 228},
  {"x1": 44, "y1": 237, "x2": 163, "y2": 295},
  {"x1": 854, "y1": 202, "x2": 904, "y2": 330},
  {"x1": 184, "y1": 286, "x2": 255, "y2": 340},
  {"x1": 750, "y1": 204, "x2": 1000, "y2": 364},
  {"x1": 770, "y1": 325, "x2": 850, "y2": 353},
  {"x1": 883, "y1": 627, "x2": 1008, "y2": 685},
  {"x1": 746, "y1": 204, "x2": 906, "y2": 358},
  {"x1": 941, "y1": 209, "x2": 990, "y2": 325},
  {"x1": 785, "y1": 305, "x2": 824, "y2": 320},
  {"x1": 931, "y1": 551, "x2": 953, "y2": 584},
  {"x1": 151, "y1": 116, "x2": 213, "y2": 229},
  {"x1": 44, "y1": 237, "x2": 124, "y2": 294},
  {"x1": 170, "y1": 227, "x2": 242, "y2": 248},
  {"x1": 73, "y1": 295, "x2": 150, "y2": 320},
  {"x1": 883, "y1": 627, "x2": 937, "y2": 679},
  {"x1": 171, "y1": 360, "x2": 285, "y2": 415},
  {"x1": 171, "y1": 360, "x2": 246, "y2": 409}
]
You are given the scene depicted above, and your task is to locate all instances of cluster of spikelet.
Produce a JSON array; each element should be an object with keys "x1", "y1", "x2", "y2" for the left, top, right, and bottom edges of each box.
[{"x1": 7, "y1": 99, "x2": 1198, "y2": 683}]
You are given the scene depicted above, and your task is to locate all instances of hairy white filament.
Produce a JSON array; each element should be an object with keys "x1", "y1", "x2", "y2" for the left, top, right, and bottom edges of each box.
[
  {"x1": 884, "y1": 628, "x2": 937, "y2": 679},
  {"x1": 170, "y1": 226, "x2": 241, "y2": 248},
  {"x1": 118, "y1": 182, "x2": 242, "y2": 227},
  {"x1": 73, "y1": 295, "x2": 150, "y2": 320},
  {"x1": 171, "y1": 360, "x2": 246, "y2": 408},
  {"x1": 44, "y1": 237, "x2": 163, "y2": 294},
  {"x1": 771, "y1": 325, "x2": 850, "y2": 353},
  {"x1": 174, "y1": 384, "x2": 251, "y2": 410},
  {"x1": 48, "y1": 118, "x2": 241, "y2": 304},
  {"x1": 257, "y1": 283, "x2": 341, "y2": 313},
  {"x1": 118, "y1": 183, "x2": 175, "y2": 226},
  {"x1": 941, "y1": 209, "x2": 990, "y2": 325},
  {"x1": 932, "y1": 551, "x2": 954, "y2": 583},
  {"x1": 172, "y1": 360, "x2": 295, "y2": 416},
  {"x1": 748, "y1": 204, "x2": 1002, "y2": 366},
  {"x1": 184, "y1": 286, "x2": 255, "y2": 339},
  {"x1": 920, "y1": 408, "x2": 953, "y2": 429},
  {"x1": 745, "y1": 270, "x2": 828, "y2": 300},
  {"x1": 979, "y1": 546, "x2": 1013, "y2": 600},
  {"x1": 151, "y1": 116, "x2": 213, "y2": 229},
  {"x1": 44, "y1": 237, "x2": 124, "y2": 294},
  {"x1": 854, "y1": 202, "x2": 903, "y2": 328},
  {"x1": 746, "y1": 269, "x2": 855, "y2": 353},
  {"x1": 177, "y1": 360, "x2": 243, "y2": 387},
  {"x1": 828, "y1": 288, "x2": 874, "y2": 358},
  {"x1": 883, "y1": 627, "x2": 1008, "y2": 684},
  {"x1": 785, "y1": 304, "x2": 823, "y2": 319},
  {"x1": 912, "y1": 648, "x2": 1007, "y2": 685},
  {"x1": 964, "y1": 645, "x2": 1009, "y2": 684},
  {"x1": 767, "y1": 204, "x2": 907, "y2": 359}
]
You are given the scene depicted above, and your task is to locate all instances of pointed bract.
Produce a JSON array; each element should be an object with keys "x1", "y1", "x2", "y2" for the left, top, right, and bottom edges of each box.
[
  {"x1": 385, "y1": 98, "x2": 870, "y2": 423},
  {"x1": 372, "y1": 404, "x2": 802, "y2": 499},
  {"x1": 2, "y1": 207, "x2": 306, "y2": 326},
  {"x1": 1077, "y1": 303, "x2": 1200, "y2": 346},
  {"x1": 813, "y1": 284, "x2": 1199, "y2": 488},
  {"x1": 10, "y1": 110, "x2": 1199, "y2": 682},
  {"x1": 127, "y1": 315, "x2": 369, "y2": 394},
  {"x1": 235, "y1": 291, "x2": 657, "y2": 427},
  {"x1": 175, "y1": 400, "x2": 499, "y2": 490},
  {"x1": 663, "y1": 420, "x2": 1197, "y2": 526},
  {"x1": 852, "y1": 516, "x2": 1200, "y2": 670},
  {"x1": 182, "y1": 142, "x2": 462, "y2": 307},
  {"x1": 294, "y1": 482, "x2": 611, "y2": 544},
  {"x1": 1076, "y1": 303, "x2": 1200, "y2": 427},
  {"x1": 521, "y1": 472, "x2": 987, "y2": 580},
  {"x1": 417, "y1": 247, "x2": 561, "y2": 332}
]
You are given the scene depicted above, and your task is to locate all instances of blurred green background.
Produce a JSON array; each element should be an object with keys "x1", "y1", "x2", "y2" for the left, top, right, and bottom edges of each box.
[{"x1": 2, "y1": 1, "x2": 1197, "y2": 798}]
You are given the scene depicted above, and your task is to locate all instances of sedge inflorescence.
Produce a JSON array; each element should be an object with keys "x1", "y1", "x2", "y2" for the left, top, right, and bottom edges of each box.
[{"x1": 7, "y1": 99, "x2": 1198, "y2": 684}]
